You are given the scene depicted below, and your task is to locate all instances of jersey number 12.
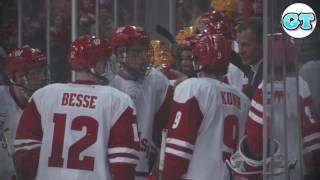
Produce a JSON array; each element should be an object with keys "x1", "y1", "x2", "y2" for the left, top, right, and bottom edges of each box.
[{"x1": 48, "y1": 113, "x2": 98, "y2": 171}]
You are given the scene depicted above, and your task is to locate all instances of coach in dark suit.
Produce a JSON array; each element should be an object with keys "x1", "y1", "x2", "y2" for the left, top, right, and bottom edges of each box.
[{"x1": 232, "y1": 17, "x2": 263, "y2": 99}]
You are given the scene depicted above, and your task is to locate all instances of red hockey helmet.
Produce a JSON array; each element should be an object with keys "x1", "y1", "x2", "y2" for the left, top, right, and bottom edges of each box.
[
  {"x1": 209, "y1": 10, "x2": 228, "y2": 23},
  {"x1": 206, "y1": 20, "x2": 236, "y2": 39},
  {"x1": 108, "y1": 26, "x2": 152, "y2": 80},
  {"x1": 5, "y1": 47, "x2": 47, "y2": 80},
  {"x1": 194, "y1": 10, "x2": 228, "y2": 34},
  {"x1": 193, "y1": 33, "x2": 231, "y2": 72},
  {"x1": 69, "y1": 35, "x2": 112, "y2": 70},
  {"x1": 108, "y1": 25, "x2": 150, "y2": 48}
]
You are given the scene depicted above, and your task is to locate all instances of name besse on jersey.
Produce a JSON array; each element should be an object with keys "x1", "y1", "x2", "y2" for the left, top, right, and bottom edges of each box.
[
  {"x1": 14, "y1": 83, "x2": 140, "y2": 180},
  {"x1": 61, "y1": 92, "x2": 97, "y2": 109}
]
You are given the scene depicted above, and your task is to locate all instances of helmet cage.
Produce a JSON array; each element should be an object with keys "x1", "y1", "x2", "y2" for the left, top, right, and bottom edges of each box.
[
  {"x1": 5, "y1": 47, "x2": 48, "y2": 98},
  {"x1": 115, "y1": 44, "x2": 153, "y2": 79},
  {"x1": 11, "y1": 64, "x2": 48, "y2": 98}
]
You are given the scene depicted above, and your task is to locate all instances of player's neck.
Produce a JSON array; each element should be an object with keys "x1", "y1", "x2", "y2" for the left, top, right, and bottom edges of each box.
[
  {"x1": 117, "y1": 68, "x2": 138, "y2": 81},
  {"x1": 198, "y1": 72, "x2": 224, "y2": 81},
  {"x1": 75, "y1": 71, "x2": 98, "y2": 83},
  {"x1": 10, "y1": 85, "x2": 27, "y2": 108}
]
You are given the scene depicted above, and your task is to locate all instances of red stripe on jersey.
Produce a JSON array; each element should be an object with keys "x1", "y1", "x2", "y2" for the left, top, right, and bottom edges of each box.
[
  {"x1": 166, "y1": 143, "x2": 194, "y2": 154},
  {"x1": 249, "y1": 105, "x2": 262, "y2": 119},
  {"x1": 301, "y1": 95, "x2": 320, "y2": 170},
  {"x1": 302, "y1": 108, "x2": 320, "y2": 146},
  {"x1": 303, "y1": 137, "x2": 320, "y2": 149},
  {"x1": 245, "y1": 117, "x2": 263, "y2": 158},
  {"x1": 304, "y1": 150, "x2": 320, "y2": 170},
  {"x1": 163, "y1": 97, "x2": 203, "y2": 179},
  {"x1": 163, "y1": 153, "x2": 190, "y2": 180},
  {"x1": 244, "y1": 83, "x2": 263, "y2": 158},
  {"x1": 108, "y1": 107, "x2": 139, "y2": 179},
  {"x1": 301, "y1": 96, "x2": 319, "y2": 126},
  {"x1": 15, "y1": 99, "x2": 42, "y2": 141},
  {"x1": 166, "y1": 97, "x2": 203, "y2": 143},
  {"x1": 72, "y1": 80, "x2": 96, "y2": 85},
  {"x1": 14, "y1": 141, "x2": 40, "y2": 149},
  {"x1": 302, "y1": 116, "x2": 320, "y2": 170},
  {"x1": 253, "y1": 87, "x2": 263, "y2": 104},
  {"x1": 108, "y1": 107, "x2": 139, "y2": 150},
  {"x1": 301, "y1": 96, "x2": 313, "y2": 107},
  {"x1": 15, "y1": 99, "x2": 43, "y2": 180},
  {"x1": 111, "y1": 164, "x2": 136, "y2": 180},
  {"x1": 15, "y1": 148, "x2": 41, "y2": 180},
  {"x1": 108, "y1": 153, "x2": 139, "y2": 160},
  {"x1": 303, "y1": 125, "x2": 320, "y2": 140}
]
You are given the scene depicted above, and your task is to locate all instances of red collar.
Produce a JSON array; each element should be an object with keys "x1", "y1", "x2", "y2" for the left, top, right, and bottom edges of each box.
[{"x1": 72, "y1": 80, "x2": 96, "y2": 85}]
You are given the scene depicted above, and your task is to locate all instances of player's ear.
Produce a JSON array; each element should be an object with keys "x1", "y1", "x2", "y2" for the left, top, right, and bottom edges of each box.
[
  {"x1": 94, "y1": 59, "x2": 107, "y2": 75},
  {"x1": 114, "y1": 62, "x2": 123, "y2": 74},
  {"x1": 13, "y1": 71, "x2": 24, "y2": 83}
]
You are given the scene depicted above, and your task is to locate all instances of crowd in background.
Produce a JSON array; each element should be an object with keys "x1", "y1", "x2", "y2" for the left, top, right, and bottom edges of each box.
[{"x1": 0, "y1": 0, "x2": 280, "y2": 85}]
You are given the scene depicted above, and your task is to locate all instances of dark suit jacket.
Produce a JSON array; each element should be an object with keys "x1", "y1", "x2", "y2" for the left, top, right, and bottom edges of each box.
[
  {"x1": 230, "y1": 51, "x2": 263, "y2": 99},
  {"x1": 242, "y1": 62, "x2": 263, "y2": 99}
]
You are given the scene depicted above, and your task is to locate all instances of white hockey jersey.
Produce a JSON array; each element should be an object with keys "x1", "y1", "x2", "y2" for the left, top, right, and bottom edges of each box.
[
  {"x1": 246, "y1": 76, "x2": 320, "y2": 180},
  {"x1": 300, "y1": 60, "x2": 320, "y2": 110},
  {"x1": 110, "y1": 68, "x2": 172, "y2": 178},
  {"x1": 226, "y1": 63, "x2": 249, "y2": 91},
  {"x1": 14, "y1": 81, "x2": 140, "y2": 180},
  {"x1": 0, "y1": 85, "x2": 22, "y2": 180},
  {"x1": 163, "y1": 78, "x2": 250, "y2": 180}
]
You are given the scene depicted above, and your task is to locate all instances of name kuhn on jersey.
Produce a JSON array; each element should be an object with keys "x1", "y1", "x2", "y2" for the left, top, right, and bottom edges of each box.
[{"x1": 163, "y1": 78, "x2": 250, "y2": 180}]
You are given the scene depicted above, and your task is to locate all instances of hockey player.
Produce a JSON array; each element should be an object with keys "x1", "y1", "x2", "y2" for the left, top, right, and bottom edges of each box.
[
  {"x1": 163, "y1": 33, "x2": 250, "y2": 180},
  {"x1": 149, "y1": 40, "x2": 176, "y2": 80},
  {"x1": 108, "y1": 25, "x2": 173, "y2": 179},
  {"x1": 0, "y1": 47, "x2": 48, "y2": 180},
  {"x1": 14, "y1": 35, "x2": 140, "y2": 180},
  {"x1": 193, "y1": 10, "x2": 251, "y2": 93},
  {"x1": 227, "y1": 33, "x2": 320, "y2": 180},
  {"x1": 175, "y1": 26, "x2": 197, "y2": 78}
]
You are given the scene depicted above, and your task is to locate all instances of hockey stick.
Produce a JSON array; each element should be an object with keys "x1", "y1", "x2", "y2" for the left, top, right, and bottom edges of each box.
[
  {"x1": 157, "y1": 129, "x2": 168, "y2": 180},
  {"x1": 2, "y1": 129, "x2": 22, "y2": 180},
  {"x1": 155, "y1": 24, "x2": 183, "y2": 69},
  {"x1": 155, "y1": 24, "x2": 176, "y2": 44}
]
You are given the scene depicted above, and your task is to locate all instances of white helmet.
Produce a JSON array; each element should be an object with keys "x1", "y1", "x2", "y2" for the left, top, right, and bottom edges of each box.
[{"x1": 226, "y1": 136, "x2": 288, "y2": 179}]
